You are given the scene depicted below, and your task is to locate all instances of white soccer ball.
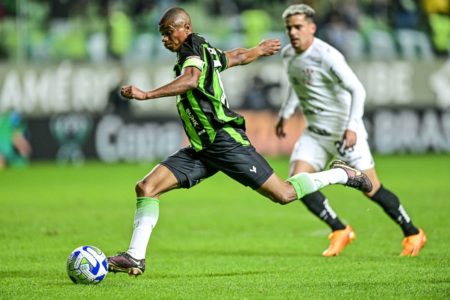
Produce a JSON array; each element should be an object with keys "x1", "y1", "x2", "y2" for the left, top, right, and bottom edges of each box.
[{"x1": 66, "y1": 245, "x2": 108, "y2": 284}]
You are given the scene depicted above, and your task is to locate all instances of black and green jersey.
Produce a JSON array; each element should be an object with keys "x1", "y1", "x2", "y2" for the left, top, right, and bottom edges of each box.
[{"x1": 174, "y1": 33, "x2": 246, "y2": 151}]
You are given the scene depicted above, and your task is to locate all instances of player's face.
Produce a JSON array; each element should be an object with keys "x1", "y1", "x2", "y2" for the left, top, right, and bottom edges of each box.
[
  {"x1": 159, "y1": 22, "x2": 190, "y2": 52},
  {"x1": 284, "y1": 14, "x2": 316, "y2": 53}
]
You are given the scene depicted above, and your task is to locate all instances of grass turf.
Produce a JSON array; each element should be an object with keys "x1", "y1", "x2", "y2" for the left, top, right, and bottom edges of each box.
[{"x1": 0, "y1": 155, "x2": 449, "y2": 299}]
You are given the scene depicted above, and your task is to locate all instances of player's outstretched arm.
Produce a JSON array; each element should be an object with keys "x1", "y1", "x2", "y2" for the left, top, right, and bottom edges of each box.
[
  {"x1": 120, "y1": 66, "x2": 202, "y2": 101},
  {"x1": 225, "y1": 39, "x2": 281, "y2": 68}
]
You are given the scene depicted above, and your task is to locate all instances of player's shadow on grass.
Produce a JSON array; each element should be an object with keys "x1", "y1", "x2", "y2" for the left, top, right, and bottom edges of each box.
[
  {"x1": 0, "y1": 270, "x2": 39, "y2": 279},
  {"x1": 158, "y1": 248, "x2": 314, "y2": 257},
  {"x1": 151, "y1": 270, "x2": 270, "y2": 279}
]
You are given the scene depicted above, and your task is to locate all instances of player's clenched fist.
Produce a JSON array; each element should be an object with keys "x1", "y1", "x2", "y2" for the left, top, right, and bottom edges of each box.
[{"x1": 120, "y1": 85, "x2": 147, "y2": 100}]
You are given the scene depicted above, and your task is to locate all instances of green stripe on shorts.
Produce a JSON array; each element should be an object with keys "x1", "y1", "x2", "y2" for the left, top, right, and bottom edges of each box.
[{"x1": 222, "y1": 126, "x2": 250, "y2": 146}]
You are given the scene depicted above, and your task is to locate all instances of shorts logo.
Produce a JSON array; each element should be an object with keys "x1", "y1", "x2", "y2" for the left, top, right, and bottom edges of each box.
[
  {"x1": 249, "y1": 166, "x2": 257, "y2": 173},
  {"x1": 334, "y1": 140, "x2": 354, "y2": 156}
]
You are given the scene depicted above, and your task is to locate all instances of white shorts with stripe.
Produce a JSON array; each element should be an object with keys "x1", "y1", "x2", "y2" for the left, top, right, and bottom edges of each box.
[{"x1": 290, "y1": 130, "x2": 375, "y2": 172}]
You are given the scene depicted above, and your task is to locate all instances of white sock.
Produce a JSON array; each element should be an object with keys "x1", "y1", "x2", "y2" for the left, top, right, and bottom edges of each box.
[
  {"x1": 308, "y1": 168, "x2": 348, "y2": 189},
  {"x1": 288, "y1": 169, "x2": 348, "y2": 199},
  {"x1": 127, "y1": 197, "x2": 159, "y2": 260}
]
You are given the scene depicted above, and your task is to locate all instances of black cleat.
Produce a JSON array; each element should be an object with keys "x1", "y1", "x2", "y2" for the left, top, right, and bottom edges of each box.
[
  {"x1": 108, "y1": 252, "x2": 145, "y2": 277},
  {"x1": 330, "y1": 160, "x2": 373, "y2": 193}
]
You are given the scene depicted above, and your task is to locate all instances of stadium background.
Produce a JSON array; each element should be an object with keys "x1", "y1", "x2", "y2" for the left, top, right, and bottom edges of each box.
[
  {"x1": 1, "y1": 1, "x2": 450, "y2": 298},
  {"x1": 1, "y1": 0, "x2": 449, "y2": 163}
]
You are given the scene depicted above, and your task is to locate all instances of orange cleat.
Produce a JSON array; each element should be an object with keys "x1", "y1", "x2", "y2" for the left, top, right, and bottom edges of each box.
[
  {"x1": 322, "y1": 226, "x2": 355, "y2": 257},
  {"x1": 400, "y1": 228, "x2": 427, "y2": 256}
]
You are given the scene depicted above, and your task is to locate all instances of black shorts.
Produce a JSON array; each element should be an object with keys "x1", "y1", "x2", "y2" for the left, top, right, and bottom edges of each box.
[{"x1": 161, "y1": 127, "x2": 273, "y2": 190}]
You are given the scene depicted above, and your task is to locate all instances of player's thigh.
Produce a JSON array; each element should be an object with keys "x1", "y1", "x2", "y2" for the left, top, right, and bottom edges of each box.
[
  {"x1": 290, "y1": 160, "x2": 318, "y2": 176},
  {"x1": 137, "y1": 163, "x2": 180, "y2": 197},
  {"x1": 160, "y1": 147, "x2": 218, "y2": 189},
  {"x1": 330, "y1": 138, "x2": 380, "y2": 196},
  {"x1": 290, "y1": 133, "x2": 330, "y2": 172},
  {"x1": 201, "y1": 128, "x2": 273, "y2": 190},
  {"x1": 332, "y1": 137, "x2": 375, "y2": 171}
]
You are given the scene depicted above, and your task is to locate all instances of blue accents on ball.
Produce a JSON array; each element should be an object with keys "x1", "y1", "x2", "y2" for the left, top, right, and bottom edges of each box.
[
  {"x1": 102, "y1": 258, "x2": 108, "y2": 270},
  {"x1": 66, "y1": 245, "x2": 108, "y2": 285},
  {"x1": 91, "y1": 261, "x2": 100, "y2": 275}
]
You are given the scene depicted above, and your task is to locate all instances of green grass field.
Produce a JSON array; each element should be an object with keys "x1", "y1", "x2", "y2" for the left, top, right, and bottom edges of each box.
[{"x1": 1, "y1": 155, "x2": 449, "y2": 299}]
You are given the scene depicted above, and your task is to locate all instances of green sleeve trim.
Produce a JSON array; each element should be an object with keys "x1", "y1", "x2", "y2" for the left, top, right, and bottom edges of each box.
[
  {"x1": 222, "y1": 53, "x2": 229, "y2": 71},
  {"x1": 182, "y1": 57, "x2": 204, "y2": 71}
]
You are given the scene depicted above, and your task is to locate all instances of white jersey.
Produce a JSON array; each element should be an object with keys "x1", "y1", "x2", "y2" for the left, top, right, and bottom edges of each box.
[{"x1": 279, "y1": 38, "x2": 367, "y2": 140}]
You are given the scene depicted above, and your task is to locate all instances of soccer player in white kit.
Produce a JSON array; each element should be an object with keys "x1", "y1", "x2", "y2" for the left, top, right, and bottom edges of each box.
[{"x1": 276, "y1": 4, "x2": 426, "y2": 256}]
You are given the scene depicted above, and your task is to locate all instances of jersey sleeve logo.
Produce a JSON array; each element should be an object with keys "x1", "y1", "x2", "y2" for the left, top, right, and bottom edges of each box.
[{"x1": 207, "y1": 47, "x2": 222, "y2": 69}]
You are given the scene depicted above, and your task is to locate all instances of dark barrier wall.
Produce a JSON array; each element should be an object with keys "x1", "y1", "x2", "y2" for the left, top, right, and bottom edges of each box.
[
  {"x1": 29, "y1": 114, "x2": 185, "y2": 163},
  {"x1": 27, "y1": 108, "x2": 450, "y2": 163},
  {"x1": 367, "y1": 108, "x2": 450, "y2": 154}
]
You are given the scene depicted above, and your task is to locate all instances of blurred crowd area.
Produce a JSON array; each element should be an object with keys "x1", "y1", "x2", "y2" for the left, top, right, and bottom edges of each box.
[{"x1": 1, "y1": 0, "x2": 449, "y2": 63}]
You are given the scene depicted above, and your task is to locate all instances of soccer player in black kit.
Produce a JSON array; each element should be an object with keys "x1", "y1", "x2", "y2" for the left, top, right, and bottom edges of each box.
[{"x1": 108, "y1": 7, "x2": 372, "y2": 276}]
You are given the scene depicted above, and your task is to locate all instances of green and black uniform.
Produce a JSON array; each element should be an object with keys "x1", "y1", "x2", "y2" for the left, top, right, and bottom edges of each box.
[{"x1": 161, "y1": 33, "x2": 273, "y2": 189}]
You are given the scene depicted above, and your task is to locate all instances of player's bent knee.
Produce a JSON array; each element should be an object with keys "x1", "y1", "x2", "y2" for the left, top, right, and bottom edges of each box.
[
  {"x1": 259, "y1": 176, "x2": 297, "y2": 205},
  {"x1": 277, "y1": 199, "x2": 290, "y2": 205},
  {"x1": 135, "y1": 180, "x2": 159, "y2": 198},
  {"x1": 274, "y1": 183, "x2": 298, "y2": 205}
]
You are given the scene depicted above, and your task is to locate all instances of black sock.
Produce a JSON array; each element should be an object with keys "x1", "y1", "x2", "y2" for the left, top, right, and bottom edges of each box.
[
  {"x1": 370, "y1": 185, "x2": 419, "y2": 236},
  {"x1": 301, "y1": 191, "x2": 346, "y2": 231}
]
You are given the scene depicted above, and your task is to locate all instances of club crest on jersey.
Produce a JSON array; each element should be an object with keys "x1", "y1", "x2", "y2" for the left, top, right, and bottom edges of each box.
[
  {"x1": 291, "y1": 68, "x2": 314, "y2": 85},
  {"x1": 302, "y1": 68, "x2": 314, "y2": 85}
]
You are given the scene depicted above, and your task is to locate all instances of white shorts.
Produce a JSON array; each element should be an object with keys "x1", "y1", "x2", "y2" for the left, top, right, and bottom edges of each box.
[{"x1": 290, "y1": 131, "x2": 375, "y2": 171}]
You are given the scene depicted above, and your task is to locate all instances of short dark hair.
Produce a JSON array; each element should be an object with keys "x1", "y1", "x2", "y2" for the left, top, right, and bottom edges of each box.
[{"x1": 159, "y1": 7, "x2": 191, "y2": 28}]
